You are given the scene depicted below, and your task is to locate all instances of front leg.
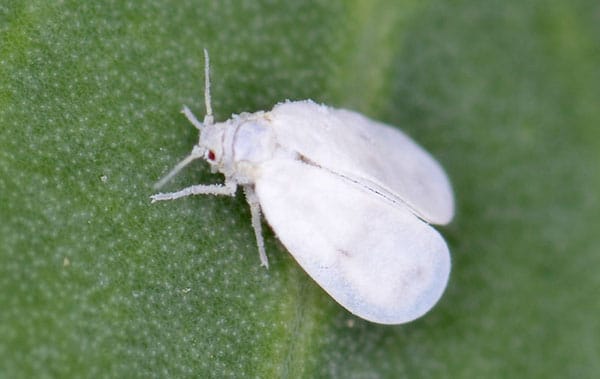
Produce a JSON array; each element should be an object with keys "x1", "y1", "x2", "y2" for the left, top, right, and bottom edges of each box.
[{"x1": 151, "y1": 180, "x2": 237, "y2": 202}]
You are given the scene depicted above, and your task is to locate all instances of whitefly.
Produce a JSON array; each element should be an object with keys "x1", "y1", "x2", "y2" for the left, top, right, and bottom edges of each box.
[{"x1": 151, "y1": 50, "x2": 455, "y2": 325}]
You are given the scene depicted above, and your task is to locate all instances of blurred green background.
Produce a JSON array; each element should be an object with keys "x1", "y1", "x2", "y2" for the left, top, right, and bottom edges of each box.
[{"x1": 1, "y1": 0, "x2": 599, "y2": 377}]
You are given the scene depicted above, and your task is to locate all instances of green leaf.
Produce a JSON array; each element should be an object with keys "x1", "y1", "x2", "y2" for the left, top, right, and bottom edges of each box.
[{"x1": 1, "y1": 0, "x2": 599, "y2": 377}]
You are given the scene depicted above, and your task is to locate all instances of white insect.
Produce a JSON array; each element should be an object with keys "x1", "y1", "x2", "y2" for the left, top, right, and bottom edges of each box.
[{"x1": 151, "y1": 50, "x2": 454, "y2": 324}]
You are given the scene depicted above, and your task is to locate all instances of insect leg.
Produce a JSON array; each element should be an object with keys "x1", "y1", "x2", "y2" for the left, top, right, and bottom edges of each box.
[
  {"x1": 151, "y1": 180, "x2": 237, "y2": 202},
  {"x1": 243, "y1": 185, "x2": 269, "y2": 268}
]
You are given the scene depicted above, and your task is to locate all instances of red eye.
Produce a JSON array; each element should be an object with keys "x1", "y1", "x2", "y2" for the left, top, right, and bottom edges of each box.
[{"x1": 208, "y1": 150, "x2": 216, "y2": 161}]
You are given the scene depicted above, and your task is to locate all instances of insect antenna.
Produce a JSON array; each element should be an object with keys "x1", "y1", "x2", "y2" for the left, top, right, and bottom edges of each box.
[
  {"x1": 153, "y1": 145, "x2": 205, "y2": 189},
  {"x1": 153, "y1": 49, "x2": 215, "y2": 190},
  {"x1": 202, "y1": 48, "x2": 214, "y2": 126}
]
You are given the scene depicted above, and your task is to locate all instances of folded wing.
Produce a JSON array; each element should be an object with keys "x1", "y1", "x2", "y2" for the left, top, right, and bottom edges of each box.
[
  {"x1": 255, "y1": 159, "x2": 450, "y2": 324},
  {"x1": 269, "y1": 101, "x2": 454, "y2": 225}
]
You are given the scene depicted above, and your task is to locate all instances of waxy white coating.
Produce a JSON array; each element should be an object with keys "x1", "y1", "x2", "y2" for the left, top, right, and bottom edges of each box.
[{"x1": 151, "y1": 50, "x2": 454, "y2": 324}]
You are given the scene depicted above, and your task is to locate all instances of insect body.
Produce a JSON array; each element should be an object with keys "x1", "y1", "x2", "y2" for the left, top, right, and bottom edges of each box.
[{"x1": 151, "y1": 50, "x2": 454, "y2": 324}]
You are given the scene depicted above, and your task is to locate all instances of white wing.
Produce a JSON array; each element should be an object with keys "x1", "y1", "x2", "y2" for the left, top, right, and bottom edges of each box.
[
  {"x1": 269, "y1": 100, "x2": 454, "y2": 225},
  {"x1": 254, "y1": 159, "x2": 450, "y2": 324}
]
